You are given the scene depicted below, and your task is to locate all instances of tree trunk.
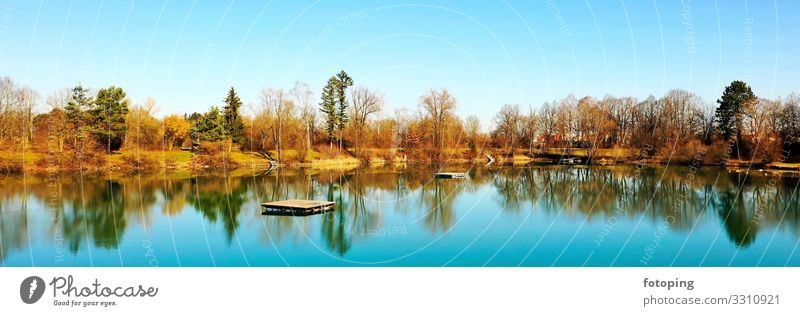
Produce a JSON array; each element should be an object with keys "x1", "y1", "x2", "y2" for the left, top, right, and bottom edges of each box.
[
  {"x1": 277, "y1": 121, "x2": 282, "y2": 163},
  {"x1": 306, "y1": 124, "x2": 311, "y2": 155}
]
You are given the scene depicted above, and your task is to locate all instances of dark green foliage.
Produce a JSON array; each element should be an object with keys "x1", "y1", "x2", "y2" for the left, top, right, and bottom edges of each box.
[
  {"x1": 320, "y1": 76, "x2": 339, "y2": 142},
  {"x1": 192, "y1": 106, "x2": 226, "y2": 142},
  {"x1": 64, "y1": 84, "x2": 94, "y2": 151},
  {"x1": 186, "y1": 177, "x2": 247, "y2": 243},
  {"x1": 90, "y1": 86, "x2": 129, "y2": 152},
  {"x1": 65, "y1": 84, "x2": 93, "y2": 125},
  {"x1": 85, "y1": 181, "x2": 127, "y2": 248},
  {"x1": 715, "y1": 80, "x2": 755, "y2": 140},
  {"x1": 319, "y1": 70, "x2": 354, "y2": 145},
  {"x1": 222, "y1": 87, "x2": 246, "y2": 144},
  {"x1": 335, "y1": 70, "x2": 353, "y2": 131},
  {"x1": 187, "y1": 112, "x2": 203, "y2": 122}
]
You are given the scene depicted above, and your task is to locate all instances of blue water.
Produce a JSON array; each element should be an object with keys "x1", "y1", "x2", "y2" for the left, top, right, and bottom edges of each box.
[{"x1": 1, "y1": 165, "x2": 798, "y2": 266}]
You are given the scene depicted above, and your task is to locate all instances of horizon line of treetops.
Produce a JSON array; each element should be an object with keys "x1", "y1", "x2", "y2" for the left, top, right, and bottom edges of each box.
[{"x1": 0, "y1": 70, "x2": 799, "y2": 166}]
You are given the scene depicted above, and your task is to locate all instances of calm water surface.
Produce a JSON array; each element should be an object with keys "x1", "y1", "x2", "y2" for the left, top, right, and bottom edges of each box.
[{"x1": 1, "y1": 165, "x2": 798, "y2": 266}]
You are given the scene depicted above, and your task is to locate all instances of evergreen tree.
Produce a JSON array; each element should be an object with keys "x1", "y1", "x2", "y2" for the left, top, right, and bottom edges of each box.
[
  {"x1": 320, "y1": 76, "x2": 339, "y2": 143},
  {"x1": 187, "y1": 112, "x2": 203, "y2": 123},
  {"x1": 90, "y1": 86, "x2": 129, "y2": 152},
  {"x1": 319, "y1": 71, "x2": 355, "y2": 147},
  {"x1": 64, "y1": 84, "x2": 93, "y2": 147},
  {"x1": 65, "y1": 84, "x2": 93, "y2": 123},
  {"x1": 222, "y1": 87, "x2": 246, "y2": 144},
  {"x1": 715, "y1": 80, "x2": 755, "y2": 140},
  {"x1": 335, "y1": 70, "x2": 353, "y2": 132},
  {"x1": 334, "y1": 70, "x2": 353, "y2": 149},
  {"x1": 192, "y1": 106, "x2": 226, "y2": 142}
]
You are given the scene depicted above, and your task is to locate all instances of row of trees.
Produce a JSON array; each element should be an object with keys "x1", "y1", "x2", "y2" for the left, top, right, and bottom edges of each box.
[
  {"x1": 0, "y1": 77, "x2": 38, "y2": 150},
  {"x1": 14, "y1": 83, "x2": 130, "y2": 163},
  {"x1": 1, "y1": 74, "x2": 798, "y2": 166},
  {"x1": 488, "y1": 80, "x2": 798, "y2": 162}
]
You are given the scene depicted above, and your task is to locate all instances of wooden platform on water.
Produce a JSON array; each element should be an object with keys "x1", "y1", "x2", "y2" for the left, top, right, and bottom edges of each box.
[
  {"x1": 261, "y1": 199, "x2": 335, "y2": 216},
  {"x1": 434, "y1": 172, "x2": 467, "y2": 179}
]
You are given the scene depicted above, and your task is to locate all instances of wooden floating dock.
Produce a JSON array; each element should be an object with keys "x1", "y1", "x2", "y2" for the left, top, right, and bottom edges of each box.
[
  {"x1": 434, "y1": 172, "x2": 467, "y2": 179},
  {"x1": 261, "y1": 199, "x2": 335, "y2": 216}
]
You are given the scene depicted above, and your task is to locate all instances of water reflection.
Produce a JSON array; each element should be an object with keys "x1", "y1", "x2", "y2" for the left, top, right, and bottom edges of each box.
[
  {"x1": 0, "y1": 165, "x2": 798, "y2": 266},
  {"x1": 187, "y1": 176, "x2": 247, "y2": 243}
]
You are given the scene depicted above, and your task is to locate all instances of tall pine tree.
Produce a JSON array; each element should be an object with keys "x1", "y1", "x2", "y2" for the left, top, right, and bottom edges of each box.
[
  {"x1": 320, "y1": 76, "x2": 339, "y2": 144},
  {"x1": 65, "y1": 84, "x2": 93, "y2": 124},
  {"x1": 334, "y1": 70, "x2": 353, "y2": 148},
  {"x1": 90, "y1": 86, "x2": 129, "y2": 152},
  {"x1": 335, "y1": 70, "x2": 353, "y2": 132},
  {"x1": 319, "y1": 70, "x2": 354, "y2": 148},
  {"x1": 65, "y1": 84, "x2": 93, "y2": 143},
  {"x1": 715, "y1": 80, "x2": 755, "y2": 141},
  {"x1": 222, "y1": 87, "x2": 245, "y2": 144}
]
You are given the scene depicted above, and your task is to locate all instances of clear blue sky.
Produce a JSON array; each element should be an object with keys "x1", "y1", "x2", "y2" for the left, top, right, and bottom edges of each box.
[{"x1": 0, "y1": 0, "x2": 797, "y2": 128}]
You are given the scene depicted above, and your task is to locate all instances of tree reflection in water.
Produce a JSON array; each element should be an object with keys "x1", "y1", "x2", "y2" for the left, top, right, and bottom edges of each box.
[{"x1": 0, "y1": 165, "x2": 798, "y2": 264}]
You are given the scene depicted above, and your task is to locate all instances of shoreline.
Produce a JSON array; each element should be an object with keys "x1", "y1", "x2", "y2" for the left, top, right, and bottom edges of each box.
[{"x1": 2, "y1": 152, "x2": 798, "y2": 176}]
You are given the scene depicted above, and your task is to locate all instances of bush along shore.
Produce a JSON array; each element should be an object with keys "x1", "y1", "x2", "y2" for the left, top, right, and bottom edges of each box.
[{"x1": 0, "y1": 74, "x2": 798, "y2": 175}]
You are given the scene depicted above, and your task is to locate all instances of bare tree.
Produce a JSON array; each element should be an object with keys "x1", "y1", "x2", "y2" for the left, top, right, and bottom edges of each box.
[
  {"x1": 0, "y1": 77, "x2": 18, "y2": 141},
  {"x1": 47, "y1": 88, "x2": 71, "y2": 110},
  {"x1": 349, "y1": 86, "x2": 383, "y2": 156},
  {"x1": 742, "y1": 97, "x2": 781, "y2": 159},
  {"x1": 418, "y1": 88, "x2": 456, "y2": 154},
  {"x1": 524, "y1": 106, "x2": 537, "y2": 153},
  {"x1": 17, "y1": 86, "x2": 39, "y2": 149},
  {"x1": 464, "y1": 115, "x2": 480, "y2": 134},
  {"x1": 0, "y1": 79, "x2": 39, "y2": 149},
  {"x1": 260, "y1": 88, "x2": 294, "y2": 163},
  {"x1": 141, "y1": 97, "x2": 158, "y2": 114},
  {"x1": 465, "y1": 115, "x2": 480, "y2": 139},
  {"x1": 394, "y1": 107, "x2": 412, "y2": 149},
  {"x1": 779, "y1": 93, "x2": 800, "y2": 144},
  {"x1": 663, "y1": 89, "x2": 704, "y2": 142},
  {"x1": 290, "y1": 81, "x2": 314, "y2": 155},
  {"x1": 494, "y1": 104, "x2": 522, "y2": 151},
  {"x1": 350, "y1": 86, "x2": 383, "y2": 126},
  {"x1": 537, "y1": 101, "x2": 557, "y2": 148},
  {"x1": 602, "y1": 95, "x2": 631, "y2": 147},
  {"x1": 632, "y1": 95, "x2": 660, "y2": 149},
  {"x1": 556, "y1": 95, "x2": 578, "y2": 152}
]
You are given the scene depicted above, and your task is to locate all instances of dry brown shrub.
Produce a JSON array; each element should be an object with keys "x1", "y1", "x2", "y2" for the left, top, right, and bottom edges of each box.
[
  {"x1": 702, "y1": 140, "x2": 731, "y2": 165},
  {"x1": 0, "y1": 158, "x2": 23, "y2": 174},
  {"x1": 315, "y1": 144, "x2": 342, "y2": 159},
  {"x1": 121, "y1": 154, "x2": 160, "y2": 171},
  {"x1": 661, "y1": 140, "x2": 707, "y2": 165},
  {"x1": 192, "y1": 154, "x2": 239, "y2": 170},
  {"x1": 34, "y1": 150, "x2": 107, "y2": 173},
  {"x1": 196, "y1": 141, "x2": 225, "y2": 155},
  {"x1": 191, "y1": 141, "x2": 239, "y2": 170}
]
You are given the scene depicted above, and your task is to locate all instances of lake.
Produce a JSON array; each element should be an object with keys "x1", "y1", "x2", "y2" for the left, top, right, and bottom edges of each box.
[{"x1": 1, "y1": 164, "x2": 798, "y2": 266}]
